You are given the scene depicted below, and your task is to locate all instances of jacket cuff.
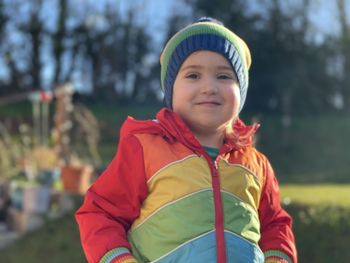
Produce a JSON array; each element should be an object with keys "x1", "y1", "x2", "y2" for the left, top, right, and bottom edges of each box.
[
  {"x1": 264, "y1": 250, "x2": 293, "y2": 263},
  {"x1": 99, "y1": 247, "x2": 137, "y2": 263}
]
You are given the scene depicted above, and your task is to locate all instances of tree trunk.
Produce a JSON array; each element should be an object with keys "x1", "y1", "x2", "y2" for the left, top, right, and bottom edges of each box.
[
  {"x1": 53, "y1": 0, "x2": 68, "y2": 84},
  {"x1": 29, "y1": 10, "x2": 42, "y2": 90},
  {"x1": 337, "y1": 0, "x2": 350, "y2": 111}
]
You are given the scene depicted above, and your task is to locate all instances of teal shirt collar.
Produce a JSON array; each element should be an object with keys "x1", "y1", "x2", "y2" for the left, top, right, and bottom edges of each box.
[{"x1": 203, "y1": 146, "x2": 219, "y2": 161}]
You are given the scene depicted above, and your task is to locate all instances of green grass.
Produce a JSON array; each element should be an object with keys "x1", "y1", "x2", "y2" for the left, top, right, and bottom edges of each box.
[
  {"x1": 258, "y1": 114, "x2": 350, "y2": 183},
  {"x1": 0, "y1": 101, "x2": 33, "y2": 118},
  {"x1": 280, "y1": 184, "x2": 350, "y2": 207},
  {"x1": 0, "y1": 184, "x2": 350, "y2": 262},
  {"x1": 0, "y1": 213, "x2": 85, "y2": 263},
  {"x1": 285, "y1": 203, "x2": 350, "y2": 263}
]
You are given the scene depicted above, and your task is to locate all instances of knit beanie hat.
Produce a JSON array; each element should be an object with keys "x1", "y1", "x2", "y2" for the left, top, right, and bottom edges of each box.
[{"x1": 160, "y1": 17, "x2": 251, "y2": 112}]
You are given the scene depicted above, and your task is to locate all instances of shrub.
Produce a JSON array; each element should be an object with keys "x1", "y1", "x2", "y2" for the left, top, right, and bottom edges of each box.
[{"x1": 285, "y1": 204, "x2": 350, "y2": 262}]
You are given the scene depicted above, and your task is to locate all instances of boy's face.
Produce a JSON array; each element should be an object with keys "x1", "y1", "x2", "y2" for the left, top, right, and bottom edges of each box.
[{"x1": 172, "y1": 50, "x2": 240, "y2": 137}]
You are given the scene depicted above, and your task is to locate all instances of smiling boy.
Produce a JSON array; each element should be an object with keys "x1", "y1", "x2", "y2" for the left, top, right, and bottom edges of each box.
[{"x1": 76, "y1": 17, "x2": 297, "y2": 263}]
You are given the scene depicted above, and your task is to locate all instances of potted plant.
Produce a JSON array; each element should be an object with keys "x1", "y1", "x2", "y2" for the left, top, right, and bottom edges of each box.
[{"x1": 61, "y1": 161, "x2": 94, "y2": 194}]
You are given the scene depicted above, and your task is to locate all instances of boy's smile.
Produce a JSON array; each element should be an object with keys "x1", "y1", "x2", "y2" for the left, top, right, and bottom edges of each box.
[{"x1": 172, "y1": 50, "x2": 241, "y2": 147}]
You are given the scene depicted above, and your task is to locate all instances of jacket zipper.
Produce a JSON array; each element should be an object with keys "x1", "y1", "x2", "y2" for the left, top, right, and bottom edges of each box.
[
  {"x1": 182, "y1": 139, "x2": 227, "y2": 263},
  {"x1": 205, "y1": 156, "x2": 226, "y2": 263}
]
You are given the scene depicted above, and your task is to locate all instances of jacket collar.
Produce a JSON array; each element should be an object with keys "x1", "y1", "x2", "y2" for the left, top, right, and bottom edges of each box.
[{"x1": 121, "y1": 108, "x2": 259, "y2": 154}]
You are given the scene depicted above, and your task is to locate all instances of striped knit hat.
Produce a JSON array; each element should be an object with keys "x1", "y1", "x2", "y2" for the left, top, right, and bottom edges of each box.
[{"x1": 160, "y1": 17, "x2": 251, "y2": 112}]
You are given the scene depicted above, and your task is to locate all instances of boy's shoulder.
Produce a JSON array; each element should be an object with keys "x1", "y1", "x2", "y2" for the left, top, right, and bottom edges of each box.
[
  {"x1": 232, "y1": 143, "x2": 270, "y2": 166},
  {"x1": 119, "y1": 116, "x2": 161, "y2": 138},
  {"x1": 119, "y1": 108, "x2": 191, "y2": 144},
  {"x1": 120, "y1": 115, "x2": 177, "y2": 148}
]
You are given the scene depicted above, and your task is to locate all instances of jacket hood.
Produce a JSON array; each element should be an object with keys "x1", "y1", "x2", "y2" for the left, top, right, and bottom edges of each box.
[{"x1": 120, "y1": 108, "x2": 259, "y2": 151}]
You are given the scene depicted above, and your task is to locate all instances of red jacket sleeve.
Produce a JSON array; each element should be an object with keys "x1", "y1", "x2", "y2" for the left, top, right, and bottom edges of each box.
[
  {"x1": 258, "y1": 159, "x2": 297, "y2": 263},
  {"x1": 75, "y1": 134, "x2": 148, "y2": 263}
]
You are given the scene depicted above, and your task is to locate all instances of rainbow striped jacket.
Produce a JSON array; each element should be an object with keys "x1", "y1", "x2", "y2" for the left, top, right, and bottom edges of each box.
[{"x1": 76, "y1": 108, "x2": 297, "y2": 263}]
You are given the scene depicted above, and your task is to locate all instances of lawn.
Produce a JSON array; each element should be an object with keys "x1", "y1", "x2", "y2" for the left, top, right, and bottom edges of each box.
[
  {"x1": 0, "y1": 184, "x2": 350, "y2": 263},
  {"x1": 0, "y1": 212, "x2": 86, "y2": 263},
  {"x1": 280, "y1": 184, "x2": 350, "y2": 208}
]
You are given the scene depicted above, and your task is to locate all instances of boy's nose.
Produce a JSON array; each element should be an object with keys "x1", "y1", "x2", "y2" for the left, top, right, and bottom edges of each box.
[{"x1": 200, "y1": 77, "x2": 218, "y2": 94}]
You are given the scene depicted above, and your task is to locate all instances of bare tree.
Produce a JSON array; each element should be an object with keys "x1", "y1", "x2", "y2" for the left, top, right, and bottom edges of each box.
[
  {"x1": 0, "y1": 0, "x2": 156, "y2": 102},
  {"x1": 53, "y1": 0, "x2": 68, "y2": 84},
  {"x1": 337, "y1": 0, "x2": 350, "y2": 111},
  {"x1": 28, "y1": 4, "x2": 43, "y2": 90}
]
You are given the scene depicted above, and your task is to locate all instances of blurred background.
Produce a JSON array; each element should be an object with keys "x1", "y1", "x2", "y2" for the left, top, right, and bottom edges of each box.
[{"x1": 0, "y1": 0, "x2": 349, "y2": 262}]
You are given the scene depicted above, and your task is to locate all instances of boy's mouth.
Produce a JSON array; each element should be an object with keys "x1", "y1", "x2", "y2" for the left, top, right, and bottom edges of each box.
[{"x1": 195, "y1": 101, "x2": 221, "y2": 106}]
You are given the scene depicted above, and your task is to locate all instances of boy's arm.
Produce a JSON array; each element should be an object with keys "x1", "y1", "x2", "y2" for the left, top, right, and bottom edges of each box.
[
  {"x1": 258, "y1": 159, "x2": 297, "y2": 263},
  {"x1": 76, "y1": 134, "x2": 148, "y2": 263}
]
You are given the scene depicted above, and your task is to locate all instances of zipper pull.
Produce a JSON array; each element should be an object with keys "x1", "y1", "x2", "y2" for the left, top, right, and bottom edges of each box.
[
  {"x1": 214, "y1": 160, "x2": 218, "y2": 170},
  {"x1": 212, "y1": 161, "x2": 219, "y2": 177}
]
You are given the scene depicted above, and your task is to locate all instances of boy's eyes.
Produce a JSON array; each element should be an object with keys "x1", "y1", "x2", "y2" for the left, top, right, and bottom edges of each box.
[
  {"x1": 217, "y1": 74, "x2": 233, "y2": 80},
  {"x1": 184, "y1": 72, "x2": 234, "y2": 80},
  {"x1": 185, "y1": 73, "x2": 200, "y2": 79}
]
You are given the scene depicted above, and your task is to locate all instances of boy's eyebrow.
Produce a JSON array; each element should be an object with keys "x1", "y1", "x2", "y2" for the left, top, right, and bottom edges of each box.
[
  {"x1": 216, "y1": 65, "x2": 234, "y2": 71},
  {"x1": 180, "y1": 65, "x2": 233, "y2": 72},
  {"x1": 179, "y1": 65, "x2": 203, "y2": 72}
]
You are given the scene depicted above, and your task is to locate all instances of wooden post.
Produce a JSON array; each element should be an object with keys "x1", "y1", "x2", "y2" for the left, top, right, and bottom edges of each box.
[{"x1": 53, "y1": 84, "x2": 74, "y2": 165}]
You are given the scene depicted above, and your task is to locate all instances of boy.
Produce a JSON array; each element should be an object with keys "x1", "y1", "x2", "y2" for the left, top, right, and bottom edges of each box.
[{"x1": 76, "y1": 17, "x2": 297, "y2": 263}]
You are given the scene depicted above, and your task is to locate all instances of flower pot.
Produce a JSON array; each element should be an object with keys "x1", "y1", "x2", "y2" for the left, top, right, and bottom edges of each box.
[
  {"x1": 61, "y1": 165, "x2": 93, "y2": 194},
  {"x1": 22, "y1": 186, "x2": 51, "y2": 214},
  {"x1": 6, "y1": 207, "x2": 43, "y2": 234}
]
